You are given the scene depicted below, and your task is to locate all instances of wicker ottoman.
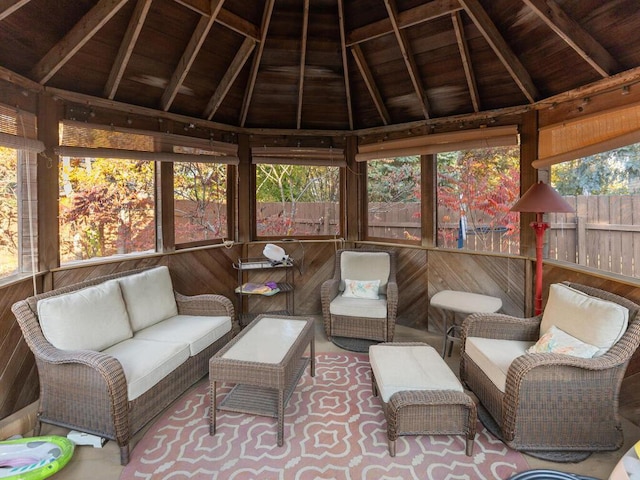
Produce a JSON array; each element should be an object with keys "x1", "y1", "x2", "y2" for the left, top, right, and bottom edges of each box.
[{"x1": 369, "y1": 342, "x2": 477, "y2": 457}]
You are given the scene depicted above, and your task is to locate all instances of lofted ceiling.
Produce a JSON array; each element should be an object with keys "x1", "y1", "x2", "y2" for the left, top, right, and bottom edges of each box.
[{"x1": 1, "y1": 0, "x2": 640, "y2": 132}]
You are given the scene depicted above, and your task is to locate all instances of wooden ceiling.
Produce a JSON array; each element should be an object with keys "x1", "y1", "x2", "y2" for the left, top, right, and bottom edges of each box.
[{"x1": 1, "y1": 0, "x2": 640, "y2": 132}]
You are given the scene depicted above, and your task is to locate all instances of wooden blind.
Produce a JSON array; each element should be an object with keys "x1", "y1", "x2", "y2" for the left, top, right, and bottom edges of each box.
[
  {"x1": 0, "y1": 103, "x2": 43, "y2": 152},
  {"x1": 355, "y1": 125, "x2": 519, "y2": 161},
  {"x1": 533, "y1": 101, "x2": 640, "y2": 168}
]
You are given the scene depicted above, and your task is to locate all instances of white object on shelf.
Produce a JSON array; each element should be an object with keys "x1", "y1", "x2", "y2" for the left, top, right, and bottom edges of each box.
[{"x1": 263, "y1": 244, "x2": 289, "y2": 264}]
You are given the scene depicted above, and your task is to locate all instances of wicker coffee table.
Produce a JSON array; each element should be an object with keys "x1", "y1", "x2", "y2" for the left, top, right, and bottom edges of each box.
[{"x1": 209, "y1": 314, "x2": 315, "y2": 446}]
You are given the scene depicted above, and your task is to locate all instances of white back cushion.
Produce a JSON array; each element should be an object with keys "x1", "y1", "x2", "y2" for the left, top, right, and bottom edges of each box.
[
  {"x1": 340, "y1": 251, "x2": 390, "y2": 294},
  {"x1": 541, "y1": 283, "x2": 629, "y2": 356},
  {"x1": 38, "y1": 279, "x2": 132, "y2": 351},
  {"x1": 118, "y1": 266, "x2": 178, "y2": 332}
]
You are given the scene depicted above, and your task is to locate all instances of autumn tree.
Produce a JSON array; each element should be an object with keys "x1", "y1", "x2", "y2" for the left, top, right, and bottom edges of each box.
[{"x1": 0, "y1": 146, "x2": 18, "y2": 275}]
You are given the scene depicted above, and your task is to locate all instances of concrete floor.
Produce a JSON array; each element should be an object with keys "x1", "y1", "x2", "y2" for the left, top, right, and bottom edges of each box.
[{"x1": 39, "y1": 319, "x2": 640, "y2": 479}]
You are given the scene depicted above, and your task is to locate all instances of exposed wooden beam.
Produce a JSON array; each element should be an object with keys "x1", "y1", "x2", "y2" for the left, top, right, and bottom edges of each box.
[
  {"x1": 104, "y1": 0, "x2": 153, "y2": 100},
  {"x1": 204, "y1": 37, "x2": 256, "y2": 120},
  {"x1": 240, "y1": 0, "x2": 275, "y2": 126},
  {"x1": 297, "y1": 0, "x2": 310, "y2": 130},
  {"x1": 459, "y1": 0, "x2": 539, "y2": 103},
  {"x1": 523, "y1": 0, "x2": 618, "y2": 77},
  {"x1": 347, "y1": 0, "x2": 462, "y2": 46},
  {"x1": 337, "y1": 0, "x2": 353, "y2": 130},
  {"x1": 173, "y1": 0, "x2": 209, "y2": 15},
  {"x1": 161, "y1": 0, "x2": 225, "y2": 111},
  {"x1": 0, "y1": 0, "x2": 30, "y2": 21},
  {"x1": 451, "y1": 11, "x2": 480, "y2": 112},
  {"x1": 30, "y1": 0, "x2": 128, "y2": 84},
  {"x1": 351, "y1": 45, "x2": 390, "y2": 125},
  {"x1": 217, "y1": 8, "x2": 260, "y2": 41},
  {"x1": 383, "y1": 0, "x2": 431, "y2": 119}
]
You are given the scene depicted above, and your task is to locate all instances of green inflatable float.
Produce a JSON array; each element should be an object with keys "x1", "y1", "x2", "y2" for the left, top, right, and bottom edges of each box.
[{"x1": 0, "y1": 436, "x2": 74, "y2": 480}]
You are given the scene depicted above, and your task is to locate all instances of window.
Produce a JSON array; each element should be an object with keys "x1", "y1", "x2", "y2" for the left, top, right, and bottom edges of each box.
[
  {"x1": 549, "y1": 142, "x2": 640, "y2": 278},
  {"x1": 255, "y1": 163, "x2": 340, "y2": 237},
  {"x1": 174, "y1": 161, "x2": 228, "y2": 244},
  {"x1": 436, "y1": 146, "x2": 520, "y2": 254},
  {"x1": 0, "y1": 147, "x2": 18, "y2": 277},
  {"x1": 366, "y1": 156, "x2": 421, "y2": 241},
  {"x1": 58, "y1": 124, "x2": 155, "y2": 263}
]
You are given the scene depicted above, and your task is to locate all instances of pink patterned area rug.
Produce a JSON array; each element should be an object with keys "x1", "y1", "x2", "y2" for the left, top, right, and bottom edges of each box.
[{"x1": 121, "y1": 353, "x2": 529, "y2": 480}]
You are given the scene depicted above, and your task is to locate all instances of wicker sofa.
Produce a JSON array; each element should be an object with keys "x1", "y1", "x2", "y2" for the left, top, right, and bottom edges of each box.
[
  {"x1": 460, "y1": 282, "x2": 640, "y2": 454},
  {"x1": 11, "y1": 266, "x2": 237, "y2": 465}
]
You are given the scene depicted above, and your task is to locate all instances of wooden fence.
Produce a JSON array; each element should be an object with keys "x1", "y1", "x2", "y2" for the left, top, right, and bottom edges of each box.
[{"x1": 259, "y1": 197, "x2": 640, "y2": 279}]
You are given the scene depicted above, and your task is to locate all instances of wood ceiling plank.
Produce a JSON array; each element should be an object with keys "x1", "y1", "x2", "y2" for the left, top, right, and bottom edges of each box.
[
  {"x1": 217, "y1": 7, "x2": 260, "y2": 41},
  {"x1": 0, "y1": 0, "x2": 30, "y2": 22},
  {"x1": 347, "y1": 0, "x2": 462, "y2": 46},
  {"x1": 204, "y1": 37, "x2": 256, "y2": 120},
  {"x1": 383, "y1": 0, "x2": 431, "y2": 119},
  {"x1": 451, "y1": 11, "x2": 479, "y2": 112},
  {"x1": 104, "y1": 0, "x2": 153, "y2": 100},
  {"x1": 523, "y1": 0, "x2": 619, "y2": 77},
  {"x1": 351, "y1": 44, "x2": 390, "y2": 125},
  {"x1": 30, "y1": 0, "x2": 129, "y2": 84},
  {"x1": 459, "y1": 0, "x2": 539, "y2": 103},
  {"x1": 337, "y1": 0, "x2": 353, "y2": 130},
  {"x1": 240, "y1": 0, "x2": 275, "y2": 126},
  {"x1": 297, "y1": 0, "x2": 310, "y2": 129},
  {"x1": 173, "y1": 0, "x2": 210, "y2": 15},
  {"x1": 161, "y1": 0, "x2": 225, "y2": 111}
]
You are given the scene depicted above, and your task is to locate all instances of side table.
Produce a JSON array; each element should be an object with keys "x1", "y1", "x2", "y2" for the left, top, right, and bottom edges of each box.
[{"x1": 430, "y1": 290, "x2": 502, "y2": 357}]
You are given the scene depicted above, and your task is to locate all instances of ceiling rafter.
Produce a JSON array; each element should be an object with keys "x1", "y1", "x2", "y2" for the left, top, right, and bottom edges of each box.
[
  {"x1": 383, "y1": 0, "x2": 431, "y2": 120},
  {"x1": 161, "y1": 0, "x2": 225, "y2": 111},
  {"x1": 351, "y1": 44, "x2": 390, "y2": 125},
  {"x1": 451, "y1": 11, "x2": 479, "y2": 112},
  {"x1": 347, "y1": 0, "x2": 462, "y2": 46},
  {"x1": 104, "y1": 0, "x2": 152, "y2": 100},
  {"x1": 173, "y1": 0, "x2": 209, "y2": 15},
  {"x1": 239, "y1": 0, "x2": 275, "y2": 127},
  {"x1": 204, "y1": 37, "x2": 256, "y2": 120},
  {"x1": 217, "y1": 8, "x2": 260, "y2": 41},
  {"x1": 0, "y1": 0, "x2": 30, "y2": 22},
  {"x1": 30, "y1": 0, "x2": 129, "y2": 84},
  {"x1": 337, "y1": 0, "x2": 353, "y2": 130},
  {"x1": 459, "y1": 0, "x2": 539, "y2": 103},
  {"x1": 522, "y1": 0, "x2": 618, "y2": 78},
  {"x1": 296, "y1": 0, "x2": 310, "y2": 129}
]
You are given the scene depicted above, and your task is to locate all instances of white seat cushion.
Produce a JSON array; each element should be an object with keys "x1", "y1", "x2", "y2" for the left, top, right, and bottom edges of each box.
[
  {"x1": 329, "y1": 294, "x2": 387, "y2": 318},
  {"x1": 541, "y1": 284, "x2": 629, "y2": 356},
  {"x1": 118, "y1": 266, "x2": 178, "y2": 332},
  {"x1": 369, "y1": 344, "x2": 462, "y2": 402},
  {"x1": 103, "y1": 338, "x2": 190, "y2": 400},
  {"x1": 134, "y1": 314, "x2": 232, "y2": 356},
  {"x1": 38, "y1": 279, "x2": 133, "y2": 352},
  {"x1": 465, "y1": 337, "x2": 534, "y2": 392}
]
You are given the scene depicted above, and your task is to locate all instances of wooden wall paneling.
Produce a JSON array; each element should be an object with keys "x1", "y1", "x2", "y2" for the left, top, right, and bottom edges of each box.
[
  {"x1": 394, "y1": 247, "x2": 430, "y2": 330},
  {"x1": 427, "y1": 250, "x2": 527, "y2": 335},
  {"x1": 0, "y1": 277, "x2": 42, "y2": 420}
]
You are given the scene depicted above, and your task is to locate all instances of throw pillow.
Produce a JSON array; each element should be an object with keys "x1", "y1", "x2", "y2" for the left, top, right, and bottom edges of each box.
[
  {"x1": 528, "y1": 324, "x2": 599, "y2": 358},
  {"x1": 541, "y1": 283, "x2": 629, "y2": 356},
  {"x1": 342, "y1": 279, "x2": 380, "y2": 299}
]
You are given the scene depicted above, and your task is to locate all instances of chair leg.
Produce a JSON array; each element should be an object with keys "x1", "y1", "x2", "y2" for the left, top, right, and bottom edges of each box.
[
  {"x1": 466, "y1": 436, "x2": 474, "y2": 456},
  {"x1": 388, "y1": 439, "x2": 396, "y2": 457},
  {"x1": 120, "y1": 444, "x2": 130, "y2": 465}
]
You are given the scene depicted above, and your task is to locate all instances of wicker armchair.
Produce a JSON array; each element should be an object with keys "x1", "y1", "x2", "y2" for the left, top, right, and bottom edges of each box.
[
  {"x1": 321, "y1": 249, "x2": 398, "y2": 342},
  {"x1": 11, "y1": 268, "x2": 236, "y2": 465},
  {"x1": 460, "y1": 282, "x2": 640, "y2": 454}
]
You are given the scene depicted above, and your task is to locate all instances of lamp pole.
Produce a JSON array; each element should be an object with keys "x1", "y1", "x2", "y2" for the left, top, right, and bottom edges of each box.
[{"x1": 531, "y1": 212, "x2": 549, "y2": 316}]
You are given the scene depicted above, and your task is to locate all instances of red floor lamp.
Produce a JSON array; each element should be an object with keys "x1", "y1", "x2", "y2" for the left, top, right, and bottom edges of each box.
[{"x1": 510, "y1": 181, "x2": 574, "y2": 316}]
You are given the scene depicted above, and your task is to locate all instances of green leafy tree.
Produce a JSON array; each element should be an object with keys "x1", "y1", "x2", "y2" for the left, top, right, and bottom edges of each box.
[{"x1": 552, "y1": 143, "x2": 640, "y2": 195}]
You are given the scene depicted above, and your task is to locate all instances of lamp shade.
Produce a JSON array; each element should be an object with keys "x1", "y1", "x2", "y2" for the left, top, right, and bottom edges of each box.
[{"x1": 510, "y1": 181, "x2": 574, "y2": 214}]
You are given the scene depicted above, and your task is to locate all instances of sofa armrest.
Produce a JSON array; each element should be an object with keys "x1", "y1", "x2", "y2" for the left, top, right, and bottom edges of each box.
[
  {"x1": 175, "y1": 292, "x2": 238, "y2": 334},
  {"x1": 461, "y1": 312, "x2": 541, "y2": 343}
]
